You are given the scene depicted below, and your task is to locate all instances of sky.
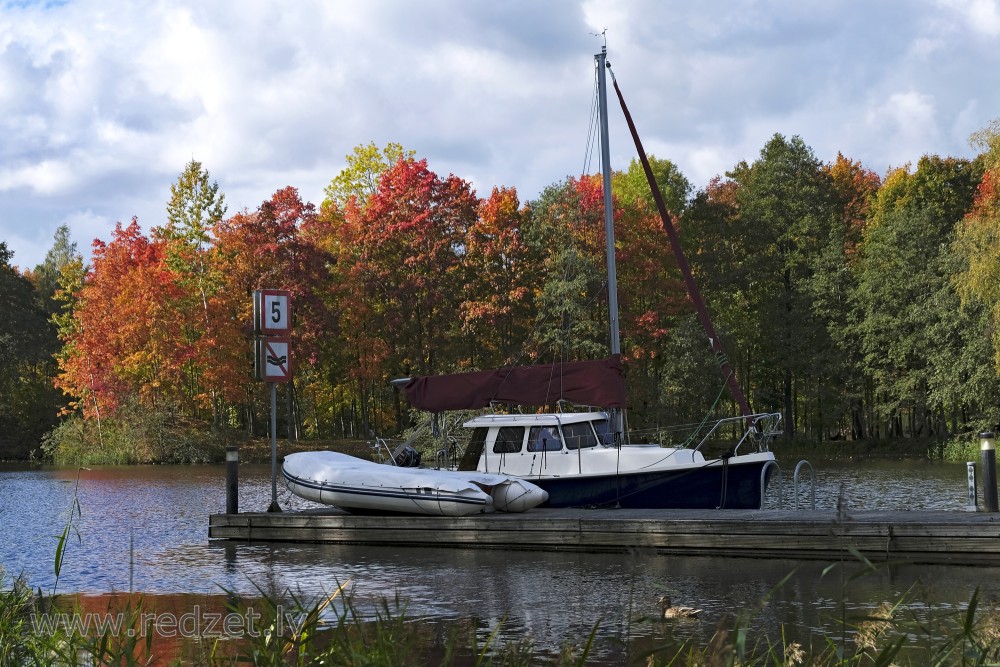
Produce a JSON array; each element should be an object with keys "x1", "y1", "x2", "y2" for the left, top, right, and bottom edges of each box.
[{"x1": 2, "y1": 0, "x2": 999, "y2": 270}]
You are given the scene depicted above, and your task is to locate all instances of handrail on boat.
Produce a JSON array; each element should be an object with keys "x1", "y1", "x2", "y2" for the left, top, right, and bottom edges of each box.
[
  {"x1": 690, "y1": 412, "x2": 783, "y2": 455},
  {"x1": 370, "y1": 437, "x2": 397, "y2": 465},
  {"x1": 434, "y1": 436, "x2": 464, "y2": 470}
]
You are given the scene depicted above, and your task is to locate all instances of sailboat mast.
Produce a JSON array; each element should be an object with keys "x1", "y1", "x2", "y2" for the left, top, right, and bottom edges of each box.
[
  {"x1": 596, "y1": 47, "x2": 624, "y2": 442},
  {"x1": 596, "y1": 47, "x2": 621, "y2": 358}
]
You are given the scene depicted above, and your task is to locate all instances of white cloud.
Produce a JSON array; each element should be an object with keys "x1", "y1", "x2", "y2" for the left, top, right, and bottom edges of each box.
[
  {"x1": 1, "y1": 0, "x2": 998, "y2": 269},
  {"x1": 936, "y1": 0, "x2": 1000, "y2": 36}
]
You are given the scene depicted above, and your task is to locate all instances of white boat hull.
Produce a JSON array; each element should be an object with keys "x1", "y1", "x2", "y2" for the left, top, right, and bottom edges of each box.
[{"x1": 282, "y1": 451, "x2": 548, "y2": 516}]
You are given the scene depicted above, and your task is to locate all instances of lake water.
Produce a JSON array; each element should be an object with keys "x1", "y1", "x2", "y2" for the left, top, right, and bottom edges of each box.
[{"x1": 1, "y1": 457, "x2": 997, "y2": 660}]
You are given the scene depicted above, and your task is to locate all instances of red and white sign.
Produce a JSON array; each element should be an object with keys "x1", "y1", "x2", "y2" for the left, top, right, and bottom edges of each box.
[
  {"x1": 259, "y1": 337, "x2": 291, "y2": 383},
  {"x1": 257, "y1": 289, "x2": 291, "y2": 335}
]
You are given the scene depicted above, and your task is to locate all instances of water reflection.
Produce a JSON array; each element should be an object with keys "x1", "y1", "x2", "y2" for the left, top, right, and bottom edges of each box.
[{"x1": 0, "y1": 460, "x2": 996, "y2": 658}]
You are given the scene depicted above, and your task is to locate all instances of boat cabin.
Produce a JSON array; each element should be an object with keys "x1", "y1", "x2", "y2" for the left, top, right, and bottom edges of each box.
[{"x1": 456, "y1": 411, "x2": 706, "y2": 479}]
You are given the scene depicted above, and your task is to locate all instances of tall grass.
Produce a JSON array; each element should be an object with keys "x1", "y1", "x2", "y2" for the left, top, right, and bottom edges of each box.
[{"x1": 3, "y1": 562, "x2": 1000, "y2": 665}]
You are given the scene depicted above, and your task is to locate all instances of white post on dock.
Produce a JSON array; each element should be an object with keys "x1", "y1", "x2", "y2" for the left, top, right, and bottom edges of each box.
[
  {"x1": 981, "y1": 431, "x2": 998, "y2": 513},
  {"x1": 966, "y1": 461, "x2": 978, "y2": 512}
]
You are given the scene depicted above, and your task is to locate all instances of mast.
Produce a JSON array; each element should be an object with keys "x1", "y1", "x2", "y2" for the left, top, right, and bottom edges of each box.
[
  {"x1": 596, "y1": 46, "x2": 624, "y2": 441},
  {"x1": 597, "y1": 47, "x2": 620, "y2": 359}
]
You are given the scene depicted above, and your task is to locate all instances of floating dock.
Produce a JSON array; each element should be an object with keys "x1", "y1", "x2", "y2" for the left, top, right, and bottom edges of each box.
[{"x1": 209, "y1": 508, "x2": 1000, "y2": 566}]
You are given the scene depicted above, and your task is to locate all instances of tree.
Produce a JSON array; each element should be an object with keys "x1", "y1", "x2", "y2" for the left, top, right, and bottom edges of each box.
[
  {"x1": 55, "y1": 220, "x2": 186, "y2": 418},
  {"x1": 0, "y1": 242, "x2": 61, "y2": 457},
  {"x1": 821, "y1": 154, "x2": 881, "y2": 438},
  {"x1": 857, "y1": 156, "x2": 984, "y2": 438},
  {"x1": 344, "y1": 157, "x2": 478, "y2": 430},
  {"x1": 612, "y1": 155, "x2": 692, "y2": 217},
  {"x1": 155, "y1": 159, "x2": 228, "y2": 421},
  {"x1": 733, "y1": 135, "x2": 840, "y2": 439},
  {"x1": 953, "y1": 121, "x2": 1000, "y2": 404},
  {"x1": 212, "y1": 186, "x2": 336, "y2": 434},
  {"x1": 459, "y1": 186, "x2": 537, "y2": 369},
  {"x1": 32, "y1": 225, "x2": 80, "y2": 314},
  {"x1": 323, "y1": 141, "x2": 415, "y2": 210},
  {"x1": 522, "y1": 176, "x2": 609, "y2": 363}
]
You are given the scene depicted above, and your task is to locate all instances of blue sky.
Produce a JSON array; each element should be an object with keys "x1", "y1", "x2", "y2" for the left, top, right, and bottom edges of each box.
[{"x1": 2, "y1": 0, "x2": 998, "y2": 269}]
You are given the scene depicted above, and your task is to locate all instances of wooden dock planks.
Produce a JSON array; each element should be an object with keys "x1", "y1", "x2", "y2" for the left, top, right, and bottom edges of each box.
[{"x1": 208, "y1": 508, "x2": 1000, "y2": 565}]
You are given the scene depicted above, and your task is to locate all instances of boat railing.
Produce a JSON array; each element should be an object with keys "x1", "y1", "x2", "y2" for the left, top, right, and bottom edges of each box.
[
  {"x1": 434, "y1": 436, "x2": 464, "y2": 470},
  {"x1": 370, "y1": 437, "x2": 398, "y2": 465},
  {"x1": 690, "y1": 411, "x2": 783, "y2": 455}
]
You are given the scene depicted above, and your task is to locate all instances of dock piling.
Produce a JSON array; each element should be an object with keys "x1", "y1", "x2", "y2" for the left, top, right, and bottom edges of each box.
[{"x1": 225, "y1": 445, "x2": 239, "y2": 515}]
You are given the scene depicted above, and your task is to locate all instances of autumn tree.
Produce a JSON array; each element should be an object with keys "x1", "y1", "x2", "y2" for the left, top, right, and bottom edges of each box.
[
  {"x1": 155, "y1": 160, "x2": 228, "y2": 421},
  {"x1": 322, "y1": 141, "x2": 416, "y2": 210},
  {"x1": 343, "y1": 157, "x2": 478, "y2": 430},
  {"x1": 458, "y1": 186, "x2": 538, "y2": 369},
  {"x1": 955, "y1": 121, "x2": 1000, "y2": 368},
  {"x1": 56, "y1": 220, "x2": 186, "y2": 418},
  {"x1": 212, "y1": 187, "x2": 336, "y2": 434},
  {"x1": 821, "y1": 154, "x2": 881, "y2": 437}
]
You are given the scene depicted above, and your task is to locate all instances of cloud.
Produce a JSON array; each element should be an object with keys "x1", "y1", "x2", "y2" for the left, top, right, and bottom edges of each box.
[
  {"x1": 1, "y1": 0, "x2": 999, "y2": 270},
  {"x1": 936, "y1": 0, "x2": 1000, "y2": 37}
]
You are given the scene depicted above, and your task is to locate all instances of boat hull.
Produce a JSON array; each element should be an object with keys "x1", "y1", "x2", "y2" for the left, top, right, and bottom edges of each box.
[{"x1": 528, "y1": 458, "x2": 772, "y2": 509}]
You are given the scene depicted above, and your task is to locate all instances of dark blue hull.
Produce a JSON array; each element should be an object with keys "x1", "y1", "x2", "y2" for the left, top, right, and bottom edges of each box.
[{"x1": 530, "y1": 460, "x2": 771, "y2": 509}]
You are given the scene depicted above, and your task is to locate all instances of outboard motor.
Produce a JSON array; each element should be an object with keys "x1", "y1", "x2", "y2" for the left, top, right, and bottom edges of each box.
[{"x1": 392, "y1": 443, "x2": 422, "y2": 467}]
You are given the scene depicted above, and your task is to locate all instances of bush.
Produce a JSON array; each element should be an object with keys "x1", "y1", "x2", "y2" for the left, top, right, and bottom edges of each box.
[{"x1": 41, "y1": 402, "x2": 244, "y2": 465}]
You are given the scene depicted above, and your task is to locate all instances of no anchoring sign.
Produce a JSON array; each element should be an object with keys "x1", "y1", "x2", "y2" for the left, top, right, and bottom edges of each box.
[{"x1": 258, "y1": 337, "x2": 291, "y2": 383}]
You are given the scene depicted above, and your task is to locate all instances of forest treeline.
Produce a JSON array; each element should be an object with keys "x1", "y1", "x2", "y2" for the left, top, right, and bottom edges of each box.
[{"x1": 3, "y1": 127, "x2": 1000, "y2": 462}]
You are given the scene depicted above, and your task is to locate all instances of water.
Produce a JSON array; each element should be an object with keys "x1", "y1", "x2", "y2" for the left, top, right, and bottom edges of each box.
[{"x1": 0, "y1": 459, "x2": 995, "y2": 659}]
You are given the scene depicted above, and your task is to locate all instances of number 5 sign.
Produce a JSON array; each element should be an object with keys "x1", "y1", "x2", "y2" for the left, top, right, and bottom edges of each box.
[{"x1": 255, "y1": 289, "x2": 291, "y2": 335}]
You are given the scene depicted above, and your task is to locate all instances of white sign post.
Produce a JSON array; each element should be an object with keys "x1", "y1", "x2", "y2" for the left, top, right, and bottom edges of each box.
[{"x1": 254, "y1": 289, "x2": 292, "y2": 513}]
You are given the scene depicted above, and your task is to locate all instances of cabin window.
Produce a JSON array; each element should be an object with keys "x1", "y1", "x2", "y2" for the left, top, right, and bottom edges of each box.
[
  {"x1": 527, "y1": 426, "x2": 562, "y2": 452},
  {"x1": 592, "y1": 419, "x2": 614, "y2": 446},
  {"x1": 457, "y1": 427, "x2": 488, "y2": 471},
  {"x1": 492, "y1": 426, "x2": 525, "y2": 454},
  {"x1": 562, "y1": 421, "x2": 598, "y2": 450}
]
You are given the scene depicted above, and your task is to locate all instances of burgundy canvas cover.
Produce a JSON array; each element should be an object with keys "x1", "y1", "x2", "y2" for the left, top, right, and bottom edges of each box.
[{"x1": 402, "y1": 356, "x2": 625, "y2": 412}]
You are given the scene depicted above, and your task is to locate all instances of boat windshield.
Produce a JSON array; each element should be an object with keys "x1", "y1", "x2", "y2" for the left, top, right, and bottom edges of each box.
[
  {"x1": 527, "y1": 426, "x2": 562, "y2": 452},
  {"x1": 493, "y1": 426, "x2": 524, "y2": 454},
  {"x1": 562, "y1": 421, "x2": 599, "y2": 450},
  {"x1": 592, "y1": 419, "x2": 614, "y2": 446},
  {"x1": 458, "y1": 427, "x2": 488, "y2": 471}
]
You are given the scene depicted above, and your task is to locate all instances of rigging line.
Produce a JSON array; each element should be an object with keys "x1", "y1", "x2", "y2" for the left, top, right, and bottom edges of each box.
[{"x1": 582, "y1": 73, "x2": 600, "y2": 177}]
